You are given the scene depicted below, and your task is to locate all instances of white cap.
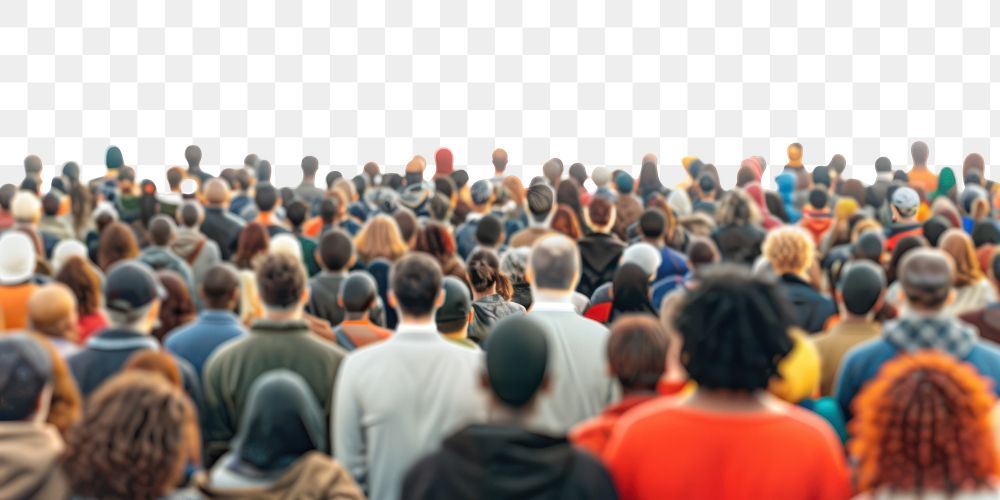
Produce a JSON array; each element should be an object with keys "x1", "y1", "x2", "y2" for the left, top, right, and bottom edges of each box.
[
  {"x1": 621, "y1": 243, "x2": 663, "y2": 278},
  {"x1": 52, "y1": 240, "x2": 88, "y2": 273},
  {"x1": 269, "y1": 233, "x2": 302, "y2": 260},
  {"x1": 0, "y1": 231, "x2": 36, "y2": 285}
]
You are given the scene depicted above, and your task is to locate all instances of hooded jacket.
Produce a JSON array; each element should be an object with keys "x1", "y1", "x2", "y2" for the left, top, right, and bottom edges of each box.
[
  {"x1": 402, "y1": 424, "x2": 618, "y2": 500},
  {"x1": 0, "y1": 422, "x2": 70, "y2": 500},
  {"x1": 576, "y1": 232, "x2": 626, "y2": 298},
  {"x1": 197, "y1": 452, "x2": 363, "y2": 500},
  {"x1": 469, "y1": 294, "x2": 526, "y2": 343},
  {"x1": 775, "y1": 173, "x2": 801, "y2": 223},
  {"x1": 171, "y1": 227, "x2": 221, "y2": 286},
  {"x1": 138, "y1": 246, "x2": 196, "y2": 292}
]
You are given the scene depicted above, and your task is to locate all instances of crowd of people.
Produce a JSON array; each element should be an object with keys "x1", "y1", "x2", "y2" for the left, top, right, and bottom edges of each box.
[{"x1": 2, "y1": 141, "x2": 1000, "y2": 499}]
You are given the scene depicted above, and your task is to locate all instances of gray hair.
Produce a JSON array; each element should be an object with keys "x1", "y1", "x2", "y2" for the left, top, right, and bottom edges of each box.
[{"x1": 528, "y1": 235, "x2": 580, "y2": 291}]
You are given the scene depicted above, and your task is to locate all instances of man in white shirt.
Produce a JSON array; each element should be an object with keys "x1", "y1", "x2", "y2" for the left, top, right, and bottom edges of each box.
[
  {"x1": 333, "y1": 253, "x2": 486, "y2": 500},
  {"x1": 526, "y1": 235, "x2": 620, "y2": 435}
]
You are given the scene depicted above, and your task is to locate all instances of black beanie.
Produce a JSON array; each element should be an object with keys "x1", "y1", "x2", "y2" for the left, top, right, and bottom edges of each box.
[{"x1": 484, "y1": 315, "x2": 549, "y2": 407}]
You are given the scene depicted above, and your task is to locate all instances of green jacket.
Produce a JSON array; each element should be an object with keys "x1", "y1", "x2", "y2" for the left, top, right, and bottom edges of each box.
[{"x1": 202, "y1": 319, "x2": 347, "y2": 465}]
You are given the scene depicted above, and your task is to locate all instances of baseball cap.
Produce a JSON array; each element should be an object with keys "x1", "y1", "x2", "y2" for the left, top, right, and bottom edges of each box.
[
  {"x1": 104, "y1": 261, "x2": 166, "y2": 315},
  {"x1": 0, "y1": 231, "x2": 36, "y2": 285},
  {"x1": 470, "y1": 180, "x2": 494, "y2": 205},
  {"x1": 435, "y1": 276, "x2": 472, "y2": 333},
  {"x1": 0, "y1": 334, "x2": 52, "y2": 421},
  {"x1": 891, "y1": 186, "x2": 919, "y2": 215},
  {"x1": 105, "y1": 146, "x2": 124, "y2": 169}
]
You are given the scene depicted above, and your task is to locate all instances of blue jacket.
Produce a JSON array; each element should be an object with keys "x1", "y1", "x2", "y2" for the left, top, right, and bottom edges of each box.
[{"x1": 165, "y1": 311, "x2": 247, "y2": 377}]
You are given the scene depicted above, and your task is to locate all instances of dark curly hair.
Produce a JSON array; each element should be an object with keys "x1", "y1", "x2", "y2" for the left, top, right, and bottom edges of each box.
[
  {"x1": 675, "y1": 264, "x2": 793, "y2": 391},
  {"x1": 63, "y1": 372, "x2": 196, "y2": 500},
  {"x1": 851, "y1": 351, "x2": 998, "y2": 495}
]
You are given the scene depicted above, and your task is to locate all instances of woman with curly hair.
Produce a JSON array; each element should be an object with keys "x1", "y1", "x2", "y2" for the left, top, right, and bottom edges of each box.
[
  {"x1": 763, "y1": 226, "x2": 837, "y2": 333},
  {"x1": 354, "y1": 214, "x2": 409, "y2": 265},
  {"x1": 939, "y1": 229, "x2": 997, "y2": 316},
  {"x1": 851, "y1": 351, "x2": 1000, "y2": 499},
  {"x1": 63, "y1": 371, "x2": 200, "y2": 500}
]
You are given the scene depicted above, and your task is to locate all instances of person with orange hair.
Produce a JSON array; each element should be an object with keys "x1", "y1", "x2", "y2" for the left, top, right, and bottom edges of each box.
[
  {"x1": 763, "y1": 226, "x2": 836, "y2": 333},
  {"x1": 851, "y1": 351, "x2": 1000, "y2": 498},
  {"x1": 939, "y1": 229, "x2": 997, "y2": 316}
]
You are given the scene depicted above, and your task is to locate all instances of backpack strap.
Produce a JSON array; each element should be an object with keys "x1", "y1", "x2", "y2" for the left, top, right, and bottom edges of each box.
[
  {"x1": 334, "y1": 326, "x2": 356, "y2": 351},
  {"x1": 186, "y1": 239, "x2": 207, "y2": 265}
]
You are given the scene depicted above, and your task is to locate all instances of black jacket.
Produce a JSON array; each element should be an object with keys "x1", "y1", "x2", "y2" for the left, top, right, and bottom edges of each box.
[
  {"x1": 402, "y1": 424, "x2": 618, "y2": 500},
  {"x1": 711, "y1": 223, "x2": 766, "y2": 267},
  {"x1": 576, "y1": 233, "x2": 626, "y2": 298},
  {"x1": 778, "y1": 274, "x2": 837, "y2": 334},
  {"x1": 305, "y1": 272, "x2": 385, "y2": 328},
  {"x1": 202, "y1": 207, "x2": 245, "y2": 261}
]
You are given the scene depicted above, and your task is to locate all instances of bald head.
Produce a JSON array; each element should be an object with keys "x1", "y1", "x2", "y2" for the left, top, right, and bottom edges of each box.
[
  {"x1": 28, "y1": 283, "x2": 78, "y2": 341},
  {"x1": 204, "y1": 178, "x2": 230, "y2": 206},
  {"x1": 492, "y1": 148, "x2": 508, "y2": 173},
  {"x1": 911, "y1": 141, "x2": 929, "y2": 165}
]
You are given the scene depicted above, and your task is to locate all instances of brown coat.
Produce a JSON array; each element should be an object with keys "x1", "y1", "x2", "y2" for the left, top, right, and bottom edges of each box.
[
  {"x1": 0, "y1": 422, "x2": 70, "y2": 500},
  {"x1": 196, "y1": 451, "x2": 365, "y2": 500}
]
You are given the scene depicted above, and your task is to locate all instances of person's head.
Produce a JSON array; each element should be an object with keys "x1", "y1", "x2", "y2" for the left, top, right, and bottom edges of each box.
[
  {"x1": 117, "y1": 166, "x2": 136, "y2": 192},
  {"x1": 11, "y1": 191, "x2": 40, "y2": 224},
  {"x1": 355, "y1": 214, "x2": 409, "y2": 263},
  {"x1": 234, "y1": 222, "x2": 270, "y2": 270},
  {"x1": 502, "y1": 175, "x2": 525, "y2": 206},
  {"x1": 256, "y1": 252, "x2": 308, "y2": 315},
  {"x1": 568, "y1": 163, "x2": 588, "y2": 187},
  {"x1": 887, "y1": 235, "x2": 928, "y2": 284},
  {"x1": 284, "y1": 200, "x2": 308, "y2": 231},
  {"x1": 412, "y1": 222, "x2": 456, "y2": 263},
  {"x1": 637, "y1": 208, "x2": 667, "y2": 243},
  {"x1": 434, "y1": 148, "x2": 454, "y2": 177},
  {"x1": 687, "y1": 235, "x2": 721, "y2": 271},
  {"x1": 28, "y1": 283, "x2": 79, "y2": 342},
  {"x1": 254, "y1": 183, "x2": 280, "y2": 214},
  {"x1": 584, "y1": 196, "x2": 615, "y2": 233},
  {"x1": 362, "y1": 161, "x2": 380, "y2": 183},
  {"x1": 183, "y1": 144, "x2": 202, "y2": 170},
  {"x1": 911, "y1": 141, "x2": 929, "y2": 165},
  {"x1": 787, "y1": 142, "x2": 803, "y2": 163},
  {"x1": 392, "y1": 208, "x2": 418, "y2": 246},
  {"x1": 436, "y1": 276, "x2": 473, "y2": 335},
  {"x1": 300, "y1": 155, "x2": 319, "y2": 179},
  {"x1": 174, "y1": 201, "x2": 202, "y2": 230},
  {"x1": 527, "y1": 235, "x2": 580, "y2": 294},
  {"x1": 639, "y1": 160, "x2": 664, "y2": 194},
  {"x1": 55, "y1": 255, "x2": 102, "y2": 316},
  {"x1": 0, "y1": 334, "x2": 52, "y2": 422},
  {"x1": 615, "y1": 172, "x2": 635, "y2": 195},
  {"x1": 851, "y1": 230, "x2": 885, "y2": 263},
  {"x1": 63, "y1": 372, "x2": 196, "y2": 500},
  {"x1": 317, "y1": 229, "x2": 355, "y2": 272},
  {"x1": 200, "y1": 263, "x2": 240, "y2": 311},
  {"x1": 972, "y1": 220, "x2": 1000, "y2": 248},
  {"x1": 232, "y1": 370, "x2": 327, "y2": 474},
  {"x1": 939, "y1": 229, "x2": 984, "y2": 288},
  {"x1": 41, "y1": 192, "x2": 60, "y2": 217},
  {"x1": 875, "y1": 156, "x2": 893, "y2": 174},
  {"x1": 148, "y1": 214, "x2": 177, "y2": 247},
  {"x1": 389, "y1": 252, "x2": 444, "y2": 320},
  {"x1": 591, "y1": 166, "x2": 612, "y2": 188},
  {"x1": 0, "y1": 184, "x2": 16, "y2": 213},
  {"x1": 963, "y1": 152, "x2": 986, "y2": 178},
  {"x1": 166, "y1": 166, "x2": 184, "y2": 192},
  {"x1": 716, "y1": 189, "x2": 761, "y2": 226},
  {"x1": 676, "y1": 265, "x2": 793, "y2": 391},
  {"x1": 525, "y1": 183, "x2": 555, "y2": 226},
  {"x1": 891, "y1": 186, "x2": 920, "y2": 222},
  {"x1": 542, "y1": 158, "x2": 563, "y2": 186},
  {"x1": 338, "y1": 271, "x2": 378, "y2": 317},
  {"x1": 620, "y1": 243, "x2": 662, "y2": 279},
  {"x1": 23, "y1": 154, "x2": 42, "y2": 179},
  {"x1": 922, "y1": 216, "x2": 951, "y2": 247},
  {"x1": 469, "y1": 180, "x2": 494, "y2": 210},
  {"x1": 807, "y1": 188, "x2": 829, "y2": 210},
  {"x1": 95, "y1": 222, "x2": 137, "y2": 271},
  {"x1": 0, "y1": 230, "x2": 36, "y2": 285},
  {"x1": 481, "y1": 315, "x2": 550, "y2": 413},
  {"x1": 898, "y1": 248, "x2": 955, "y2": 312},
  {"x1": 255, "y1": 160, "x2": 272, "y2": 183},
  {"x1": 836, "y1": 260, "x2": 886, "y2": 319},
  {"x1": 611, "y1": 263, "x2": 655, "y2": 318},
  {"x1": 763, "y1": 226, "x2": 815, "y2": 276},
  {"x1": 475, "y1": 214, "x2": 504, "y2": 249},
  {"x1": 492, "y1": 148, "x2": 508, "y2": 173},
  {"x1": 606, "y1": 316, "x2": 668, "y2": 393},
  {"x1": 103, "y1": 261, "x2": 164, "y2": 334},
  {"x1": 550, "y1": 205, "x2": 582, "y2": 240},
  {"x1": 851, "y1": 352, "x2": 998, "y2": 496}
]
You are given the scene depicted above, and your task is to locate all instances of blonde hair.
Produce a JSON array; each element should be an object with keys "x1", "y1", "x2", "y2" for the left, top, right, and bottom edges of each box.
[
  {"x1": 355, "y1": 214, "x2": 409, "y2": 263},
  {"x1": 763, "y1": 226, "x2": 815, "y2": 275}
]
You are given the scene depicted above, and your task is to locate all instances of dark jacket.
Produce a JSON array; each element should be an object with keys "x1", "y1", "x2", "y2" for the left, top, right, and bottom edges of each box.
[
  {"x1": 305, "y1": 271, "x2": 386, "y2": 328},
  {"x1": 711, "y1": 224, "x2": 766, "y2": 266},
  {"x1": 138, "y1": 246, "x2": 196, "y2": 292},
  {"x1": 961, "y1": 304, "x2": 1000, "y2": 345},
  {"x1": 576, "y1": 233, "x2": 626, "y2": 298},
  {"x1": 469, "y1": 294, "x2": 526, "y2": 343},
  {"x1": 202, "y1": 206, "x2": 245, "y2": 260},
  {"x1": 777, "y1": 274, "x2": 837, "y2": 334},
  {"x1": 402, "y1": 424, "x2": 618, "y2": 500}
]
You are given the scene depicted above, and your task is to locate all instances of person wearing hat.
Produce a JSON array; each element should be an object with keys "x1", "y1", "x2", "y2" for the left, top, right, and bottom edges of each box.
[
  {"x1": 203, "y1": 252, "x2": 346, "y2": 465},
  {"x1": 0, "y1": 230, "x2": 40, "y2": 330},
  {"x1": 435, "y1": 276, "x2": 477, "y2": 349},
  {"x1": 331, "y1": 271, "x2": 392, "y2": 351},
  {"x1": 612, "y1": 171, "x2": 643, "y2": 241},
  {"x1": 884, "y1": 186, "x2": 923, "y2": 252},
  {"x1": 334, "y1": 253, "x2": 486, "y2": 500},
  {"x1": 591, "y1": 166, "x2": 616, "y2": 202},
  {"x1": 0, "y1": 334, "x2": 71, "y2": 500},
  {"x1": 402, "y1": 315, "x2": 617, "y2": 500},
  {"x1": 434, "y1": 148, "x2": 454, "y2": 177},
  {"x1": 454, "y1": 179, "x2": 496, "y2": 259},
  {"x1": 811, "y1": 261, "x2": 886, "y2": 396},
  {"x1": 835, "y1": 249, "x2": 1000, "y2": 421},
  {"x1": 67, "y1": 261, "x2": 198, "y2": 400}
]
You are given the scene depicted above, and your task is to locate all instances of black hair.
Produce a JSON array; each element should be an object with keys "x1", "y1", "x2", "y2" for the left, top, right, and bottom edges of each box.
[
  {"x1": 279, "y1": 187, "x2": 297, "y2": 205},
  {"x1": 42, "y1": 193, "x2": 60, "y2": 216},
  {"x1": 638, "y1": 208, "x2": 666, "y2": 238},
  {"x1": 254, "y1": 183, "x2": 279, "y2": 212},
  {"x1": 0, "y1": 184, "x2": 17, "y2": 210},
  {"x1": 525, "y1": 184, "x2": 554, "y2": 222},
  {"x1": 325, "y1": 170, "x2": 342, "y2": 189},
  {"x1": 19, "y1": 177, "x2": 38, "y2": 194},
  {"x1": 675, "y1": 265, "x2": 793, "y2": 391},
  {"x1": 178, "y1": 202, "x2": 201, "y2": 228},
  {"x1": 808, "y1": 188, "x2": 828, "y2": 209},
  {"x1": 285, "y1": 200, "x2": 308, "y2": 229},
  {"x1": 318, "y1": 229, "x2": 353, "y2": 271},
  {"x1": 339, "y1": 272, "x2": 377, "y2": 313},
  {"x1": 256, "y1": 160, "x2": 272, "y2": 182},
  {"x1": 390, "y1": 253, "x2": 443, "y2": 317},
  {"x1": 351, "y1": 175, "x2": 367, "y2": 198},
  {"x1": 838, "y1": 261, "x2": 886, "y2": 315},
  {"x1": 475, "y1": 215, "x2": 504, "y2": 246},
  {"x1": 972, "y1": 221, "x2": 1000, "y2": 248},
  {"x1": 568, "y1": 163, "x2": 587, "y2": 185},
  {"x1": 433, "y1": 176, "x2": 456, "y2": 199},
  {"x1": 467, "y1": 248, "x2": 512, "y2": 299},
  {"x1": 765, "y1": 191, "x2": 789, "y2": 222},
  {"x1": 922, "y1": 216, "x2": 951, "y2": 247},
  {"x1": 319, "y1": 198, "x2": 338, "y2": 224}
]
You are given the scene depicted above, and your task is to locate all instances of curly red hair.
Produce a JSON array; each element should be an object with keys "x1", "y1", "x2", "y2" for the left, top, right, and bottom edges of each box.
[{"x1": 850, "y1": 351, "x2": 999, "y2": 495}]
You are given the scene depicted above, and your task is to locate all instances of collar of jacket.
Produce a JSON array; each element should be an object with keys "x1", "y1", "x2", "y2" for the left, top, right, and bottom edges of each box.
[
  {"x1": 250, "y1": 319, "x2": 310, "y2": 334},
  {"x1": 86, "y1": 328, "x2": 160, "y2": 351}
]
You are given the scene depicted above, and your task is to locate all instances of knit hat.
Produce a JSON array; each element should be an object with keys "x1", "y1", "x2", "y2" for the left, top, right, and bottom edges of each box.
[
  {"x1": 435, "y1": 276, "x2": 472, "y2": 333},
  {"x1": 621, "y1": 243, "x2": 663, "y2": 278},
  {"x1": 0, "y1": 231, "x2": 36, "y2": 285},
  {"x1": 615, "y1": 172, "x2": 635, "y2": 194},
  {"x1": 838, "y1": 260, "x2": 886, "y2": 315},
  {"x1": 105, "y1": 146, "x2": 124, "y2": 169},
  {"x1": 434, "y1": 148, "x2": 454, "y2": 176},
  {"x1": 592, "y1": 166, "x2": 611, "y2": 187},
  {"x1": 484, "y1": 315, "x2": 549, "y2": 407},
  {"x1": 667, "y1": 189, "x2": 692, "y2": 217},
  {"x1": 470, "y1": 180, "x2": 493, "y2": 205},
  {"x1": 51, "y1": 240, "x2": 88, "y2": 273},
  {"x1": 0, "y1": 334, "x2": 52, "y2": 420}
]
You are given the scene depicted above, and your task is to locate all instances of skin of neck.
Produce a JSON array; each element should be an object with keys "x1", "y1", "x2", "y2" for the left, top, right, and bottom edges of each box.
[
  {"x1": 641, "y1": 235, "x2": 663, "y2": 247},
  {"x1": 473, "y1": 286, "x2": 496, "y2": 300},
  {"x1": 399, "y1": 312, "x2": 435, "y2": 324},
  {"x1": 264, "y1": 303, "x2": 304, "y2": 321},
  {"x1": 485, "y1": 395, "x2": 536, "y2": 427},
  {"x1": 442, "y1": 328, "x2": 469, "y2": 340},
  {"x1": 686, "y1": 387, "x2": 774, "y2": 412},
  {"x1": 532, "y1": 287, "x2": 574, "y2": 303},
  {"x1": 344, "y1": 310, "x2": 367, "y2": 321}
]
